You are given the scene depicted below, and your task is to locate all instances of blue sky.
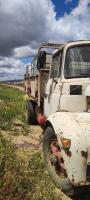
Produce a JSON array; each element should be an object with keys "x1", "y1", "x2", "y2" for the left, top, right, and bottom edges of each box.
[
  {"x1": 52, "y1": 0, "x2": 79, "y2": 17},
  {"x1": 21, "y1": 57, "x2": 32, "y2": 65}
]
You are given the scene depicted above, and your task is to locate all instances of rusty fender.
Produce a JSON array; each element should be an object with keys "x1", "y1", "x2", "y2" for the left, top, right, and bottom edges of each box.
[{"x1": 47, "y1": 112, "x2": 90, "y2": 186}]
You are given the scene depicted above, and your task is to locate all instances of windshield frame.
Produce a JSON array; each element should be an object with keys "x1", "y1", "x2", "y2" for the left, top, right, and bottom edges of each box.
[
  {"x1": 63, "y1": 42, "x2": 90, "y2": 79},
  {"x1": 50, "y1": 50, "x2": 61, "y2": 78}
]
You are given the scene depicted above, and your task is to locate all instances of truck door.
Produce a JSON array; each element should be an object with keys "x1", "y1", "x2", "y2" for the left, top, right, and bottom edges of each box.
[{"x1": 44, "y1": 52, "x2": 62, "y2": 117}]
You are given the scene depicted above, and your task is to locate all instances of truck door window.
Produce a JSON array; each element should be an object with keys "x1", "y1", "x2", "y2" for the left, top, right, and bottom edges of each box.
[{"x1": 50, "y1": 53, "x2": 60, "y2": 78}]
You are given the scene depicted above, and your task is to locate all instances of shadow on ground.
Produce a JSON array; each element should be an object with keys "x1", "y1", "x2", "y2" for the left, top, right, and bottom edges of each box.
[{"x1": 72, "y1": 190, "x2": 90, "y2": 200}]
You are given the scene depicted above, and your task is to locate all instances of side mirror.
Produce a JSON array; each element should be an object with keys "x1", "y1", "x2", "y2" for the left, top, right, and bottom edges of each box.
[{"x1": 37, "y1": 51, "x2": 46, "y2": 70}]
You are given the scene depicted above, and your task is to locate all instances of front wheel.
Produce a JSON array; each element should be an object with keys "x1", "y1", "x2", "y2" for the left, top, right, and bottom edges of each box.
[{"x1": 43, "y1": 126, "x2": 74, "y2": 196}]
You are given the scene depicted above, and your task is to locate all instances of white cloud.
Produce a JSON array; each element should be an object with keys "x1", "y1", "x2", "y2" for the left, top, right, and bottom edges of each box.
[
  {"x1": 0, "y1": 0, "x2": 90, "y2": 80},
  {"x1": 0, "y1": 57, "x2": 22, "y2": 68},
  {"x1": 65, "y1": 0, "x2": 72, "y2": 4},
  {"x1": 48, "y1": 0, "x2": 90, "y2": 42},
  {"x1": 0, "y1": 57, "x2": 26, "y2": 81},
  {"x1": 14, "y1": 46, "x2": 37, "y2": 58}
]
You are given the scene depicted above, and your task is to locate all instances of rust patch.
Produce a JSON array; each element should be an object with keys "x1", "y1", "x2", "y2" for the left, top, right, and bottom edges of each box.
[
  {"x1": 61, "y1": 138, "x2": 71, "y2": 149},
  {"x1": 81, "y1": 151, "x2": 88, "y2": 159}
]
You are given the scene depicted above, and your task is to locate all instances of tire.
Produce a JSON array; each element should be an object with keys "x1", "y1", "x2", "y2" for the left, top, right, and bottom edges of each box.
[
  {"x1": 26, "y1": 101, "x2": 36, "y2": 125},
  {"x1": 43, "y1": 126, "x2": 75, "y2": 196}
]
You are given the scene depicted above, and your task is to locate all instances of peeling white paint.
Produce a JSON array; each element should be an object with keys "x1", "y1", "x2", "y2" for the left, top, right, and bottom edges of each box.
[{"x1": 47, "y1": 112, "x2": 90, "y2": 185}]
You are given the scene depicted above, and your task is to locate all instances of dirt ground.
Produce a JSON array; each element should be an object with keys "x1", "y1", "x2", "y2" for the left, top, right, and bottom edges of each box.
[
  {"x1": 2, "y1": 83, "x2": 24, "y2": 91},
  {"x1": 2, "y1": 125, "x2": 43, "y2": 151}
]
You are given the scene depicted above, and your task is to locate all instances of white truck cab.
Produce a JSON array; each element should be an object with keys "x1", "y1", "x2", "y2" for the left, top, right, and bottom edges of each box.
[{"x1": 44, "y1": 40, "x2": 90, "y2": 116}]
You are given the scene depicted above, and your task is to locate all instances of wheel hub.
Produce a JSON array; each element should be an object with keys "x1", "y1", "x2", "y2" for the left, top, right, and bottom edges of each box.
[{"x1": 50, "y1": 140, "x2": 66, "y2": 177}]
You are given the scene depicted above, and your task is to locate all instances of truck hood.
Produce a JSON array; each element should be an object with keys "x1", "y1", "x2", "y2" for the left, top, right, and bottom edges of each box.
[
  {"x1": 48, "y1": 112, "x2": 90, "y2": 162},
  {"x1": 74, "y1": 113, "x2": 90, "y2": 163},
  {"x1": 47, "y1": 112, "x2": 90, "y2": 184}
]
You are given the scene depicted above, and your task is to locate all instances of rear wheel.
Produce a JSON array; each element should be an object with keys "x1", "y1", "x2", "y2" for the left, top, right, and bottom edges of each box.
[{"x1": 26, "y1": 101, "x2": 37, "y2": 125}]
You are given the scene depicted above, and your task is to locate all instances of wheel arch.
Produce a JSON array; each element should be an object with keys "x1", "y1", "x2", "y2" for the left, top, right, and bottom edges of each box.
[
  {"x1": 45, "y1": 112, "x2": 87, "y2": 186},
  {"x1": 43, "y1": 125, "x2": 74, "y2": 195},
  {"x1": 44, "y1": 120, "x2": 54, "y2": 130}
]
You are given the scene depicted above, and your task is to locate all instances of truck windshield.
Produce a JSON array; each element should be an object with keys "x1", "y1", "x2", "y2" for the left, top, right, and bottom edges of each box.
[{"x1": 64, "y1": 45, "x2": 90, "y2": 78}]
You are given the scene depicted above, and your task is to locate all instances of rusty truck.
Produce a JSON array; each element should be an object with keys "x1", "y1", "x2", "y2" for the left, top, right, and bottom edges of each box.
[{"x1": 24, "y1": 40, "x2": 90, "y2": 196}]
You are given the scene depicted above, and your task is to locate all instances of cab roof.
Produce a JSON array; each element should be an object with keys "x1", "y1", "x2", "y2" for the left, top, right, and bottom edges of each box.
[{"x1": 52, "y1": 40, "x2": 90, "y2": 56}]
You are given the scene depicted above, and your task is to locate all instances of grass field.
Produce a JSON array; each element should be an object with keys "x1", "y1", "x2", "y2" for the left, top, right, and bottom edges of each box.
[
  {"x1": 0, "y1": 84, "x2": 25, "y2": 131},
  {"x1": 0, "y1": 84, "x2": 67, "y2": 200}
]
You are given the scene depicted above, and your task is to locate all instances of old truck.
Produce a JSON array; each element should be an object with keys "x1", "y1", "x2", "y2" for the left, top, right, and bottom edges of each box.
[
  {"x1": 25, "y1": 40, "x2": 90, "y2": 196},
  {"x1": 24, "y1": 42, "x2": 61, "y2": 124}
]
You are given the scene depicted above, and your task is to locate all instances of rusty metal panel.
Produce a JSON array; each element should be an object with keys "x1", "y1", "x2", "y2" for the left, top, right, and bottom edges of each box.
[{"x1": 47, "y1": 112, "x2": 90, "y2": 186}]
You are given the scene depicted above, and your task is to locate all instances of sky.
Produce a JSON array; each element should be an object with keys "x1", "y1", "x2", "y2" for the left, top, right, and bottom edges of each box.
[{"x1": 0, "y1": 0, "x2": 90, "y2": 81}]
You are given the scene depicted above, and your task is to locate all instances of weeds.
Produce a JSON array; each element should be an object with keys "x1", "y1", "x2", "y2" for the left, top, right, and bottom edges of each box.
[
  {"x1": 0, "y1": 134, "x2": 62, "y2": 200},
  {"x1": 0, "y1": 133, "x2": 31, "y2": 200},
  {"x1": 0, "y1": 84, "x2": 63, "y2": 200},
  {"x1": 0, "y1": 84, "x2": 25, "y2": 130}
]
